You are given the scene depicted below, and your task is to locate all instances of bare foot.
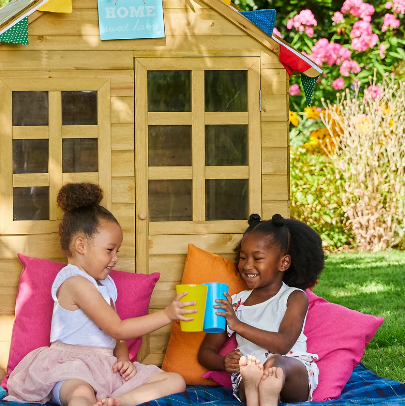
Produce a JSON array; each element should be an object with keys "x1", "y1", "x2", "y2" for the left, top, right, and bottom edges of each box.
[
  {"x1": 239, "y1": 355, "x2": 264, "y2": 406},
  {"x1": 94, "y1": 398, "x2": 120, "y2": 406},
  {"x1": 259, "y1": 367, "x2": 284, "y2": 406}
]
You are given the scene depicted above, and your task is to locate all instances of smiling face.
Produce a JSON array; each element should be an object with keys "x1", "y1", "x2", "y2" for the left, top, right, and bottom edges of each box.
[
  {"x1": 238, "y1": 232, "x2": 290, "y2": 292},
  {"x1": 70, "y1": 220, "x2": 123, "y2": 281}
]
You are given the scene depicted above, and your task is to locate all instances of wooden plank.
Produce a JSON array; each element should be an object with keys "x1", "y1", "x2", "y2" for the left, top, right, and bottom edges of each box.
[
  {"x1": 111, "y1": 124, "x2": 134, "y2": 151},
  {"x1": 262, "y1": 174, "x2": 289, "y2": 201},
  {"x1": 113, "y1": 257, "x2": 135, "y2": 272},
  {"x1": 149, "y1": 234, "x2": 242, "y2": 255},
  {"x1": 150, "y1": 281, "x2": 177, "y2": 307},
  {"x1": 0, "y1": 81, "x2": 13, "y2": 234},
  {"x1": 148, "y1": 113, "x2": 192, "y2": 126},
  {"x1": 1, "y1": 78, "x2": 106, "y2": 91},
  {"x1": 134, "y1": 59, "x2": 149, "y2": 274},
  {"x1": 28, "y1": 9, "x2": 243, "y2": 37},
  {"x1": 205, "y1": 166, "x2": 249, "y2": 179},
  {"x1": 141, "y1": 353, "x2": 164, "y2": 366},
  {"x1": 0, "y1": 51, "x2": 134, "y2": 70},
  {"x1": 112, "y1": 177, "x2": 135, "y2": 204},
  {"x1": 0, "y1": 36, "x2": 265, "y2": 56},
  {"x1": 261, "y1": 94, "x2": 288, "y2": 122},
  {"x1": 138, "y1": 56, "x2": 258, "y2": 70},
  {"x1": 205, "y1": 112, "x2": 248, "y2": 125},
  {"x1": 192, "y1": 70, "x2": 205, "y2": 221},
  {"x1": 111, "y1": 203, "x2": 135, "y2": 232},
  {"x1": 0, "y1": 260, "x2": 23, "y2": 287},
  {"x1": 248, "y1": 59, "x2": 261, "y2": 216},
  {"x1": 13, "y1": 173, "x2": 49, "y2": 187},
  {"x1": 0, "y1": 234, "x2": 63, "y2": 259},
  {"x1": 111, "y1": 96, "x2": 134, "y2": 124},
  {"x1": 72, "y1": 0, "x2": 210, "y2": 9},
  {"x1": 112, "y1": 151, "x2": 134, "y2": 177},
  {"x1": 261, "y1": 68, "x2": 288, "y2": 96},
  {"x1": 0, "y1": 315, "x2": 14, "y2": 341},
  {"x1": 62, "y1": 172, "x2": 99, "y2": 184},
  {"x1": 0, "y1": 71, "x2": 134, "y2": 97},
  {"x1": 148, "y1": 167, "x2": 192, "y2": 180},
  {"x1": 260, "y1": 51, "x2": 284, "y2": 69},
  {"x1": 261, "y1": 122, "x2": 288, "y2": 148},
  {"x1": 0, "y1": 286, "x2": 17, "y2": 314},
  {"x1": 0, "y1": 220, "x2": 59, "y2": 236},
  {"x1": 262, "y1": 200, "x2": 290, "y2": 219},
  {"x1": 62, "y1": 125, "x2": 98, "y2": 138},
  {"x1": 149, "y1": 255, "x2": 186, "y2": 281},
  {"x1": 149, "y1": 220, "x2": 247, "y2": 235},
  {"x1": 262, "y1": 148, "x2": 288, "y2": 174},
  {"x1": 13, "y1": 126, "x2": 49, "y2": 139},
  {"x1": 49, "y1": 91, "x2": 63, "y2": 221}
]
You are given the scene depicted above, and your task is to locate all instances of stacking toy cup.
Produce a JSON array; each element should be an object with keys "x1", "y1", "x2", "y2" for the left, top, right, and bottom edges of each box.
[
  {"x1": 203, "y1": 282, "x2": 229, "y2": 333},
  {"x1": 176, "y1": 284, "x2": 208, "y2": 332}
]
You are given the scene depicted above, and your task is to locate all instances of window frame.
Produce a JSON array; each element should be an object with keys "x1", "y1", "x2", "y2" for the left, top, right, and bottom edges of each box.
[{"x1": 0, "y1": 77, "x2": 111, "y2": 235}]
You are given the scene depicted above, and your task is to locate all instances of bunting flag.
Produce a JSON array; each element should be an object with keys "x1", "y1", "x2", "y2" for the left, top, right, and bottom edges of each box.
[
  {"x1": 0, "y1": 16, "x2": 28, "y2": 44},
  {"x1": 38, "y1": 0, "x2": 72, "y2": 13},
  {"x1": 301, "y1": 74, "x2": 320, "y2": 107},
  {"x1": 240, "y1": 9, "x2": 276, "y2": 37}
]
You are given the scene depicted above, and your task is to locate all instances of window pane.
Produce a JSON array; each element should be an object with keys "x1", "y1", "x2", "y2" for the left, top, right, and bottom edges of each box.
[
  {"x1": 205, "y1": 125, "x2": 248, "y2": 166},
  {"x1": 147, "y1": 71, "x2": 191, "y2": 112},
  {"x1": 206, "y1": 179, "x2": 248, "y2": 220},
  {"x1": 62, "y1": 91, "x2": 98, "y2": 125},
  {"x1": 12, "y1": 91, "x2": 49, "y2": 126},
  {"x1": 63, "y1": 139, "x2": 98, "y2": 172},
  {"x1": 149, "y1": 125, "x2": 192, "y2": 166},
  {"x1": 13, "y1": 187, "x2": 49, "y2": 221},
  {"x1": 149, "y1": 180, "x2": 192, "y2": 221},
  {"x1": 205, "y1": 71, "x2": 247, "y2": 112},
  {"x1": 13, "y1": 140, "x2": 49, "y2": 174}
]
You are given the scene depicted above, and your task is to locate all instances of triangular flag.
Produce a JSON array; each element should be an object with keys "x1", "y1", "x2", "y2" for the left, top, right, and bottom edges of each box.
[
  {"x1": 279, "y1": 44, "x2": 311, "y2": 75},
  {"x1": 240, "y1": 9, "x2": 276, "y2": 37},
  {"x1": 39, "y1": 0, "x2": 72, "y2": 13},
  {"x1": 301, "y1": 74, "x2": 320, "y2": 107},
  {"x1": 0, "y1": 16, "x2": 28, "y2": 44}
]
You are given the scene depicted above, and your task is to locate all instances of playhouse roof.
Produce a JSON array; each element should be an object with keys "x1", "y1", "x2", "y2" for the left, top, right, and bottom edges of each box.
[{"x1": 0, "y1": 0, "x2": 322, "y2": 77}]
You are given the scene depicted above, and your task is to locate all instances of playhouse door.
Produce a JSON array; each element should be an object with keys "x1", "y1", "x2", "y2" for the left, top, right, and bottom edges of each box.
[{"x1": 134, "y1": 56, "x2": 261, "y2": 321}]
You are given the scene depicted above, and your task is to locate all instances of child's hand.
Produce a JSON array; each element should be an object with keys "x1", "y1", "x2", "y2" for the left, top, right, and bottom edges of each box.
[
  {"x1": 224, "y1": 349, "x2": 242, "y2": 373},
  {"x1": 164, "y1": 291, "x2": 198, "y2": 322},
  {"x1": 214, "y1": 293, "x2": 241, "y2": 332},
  {"x1": 112, "y1": 360, "x2": 137, "y2": 381}
]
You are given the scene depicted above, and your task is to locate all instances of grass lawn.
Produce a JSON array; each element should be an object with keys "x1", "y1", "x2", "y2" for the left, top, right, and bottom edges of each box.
[{"x1": 312, "y1": 250, "x2": 405, "y2": 383}]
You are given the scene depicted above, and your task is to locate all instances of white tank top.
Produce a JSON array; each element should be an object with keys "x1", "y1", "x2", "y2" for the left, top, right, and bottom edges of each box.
[
  {"x1": 227, "y1": 282, "x2": 311, "y2": 364},
  {"x1": 50, "y1": 264, "x2": 117, "y2": 349}
]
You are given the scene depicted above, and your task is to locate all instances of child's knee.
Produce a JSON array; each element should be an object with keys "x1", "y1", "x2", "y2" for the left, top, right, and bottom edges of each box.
[
  {"x1": 166, "y1": 372, "x2": 186, "y2": 393},
  {"x1": 263, "y1": 354, "x2": 283, "y2": 370}
]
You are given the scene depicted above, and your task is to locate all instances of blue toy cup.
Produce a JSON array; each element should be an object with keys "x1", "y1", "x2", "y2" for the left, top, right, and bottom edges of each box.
[{"x1": 203, "y1": 282, "x2": 229, "y2": 333}]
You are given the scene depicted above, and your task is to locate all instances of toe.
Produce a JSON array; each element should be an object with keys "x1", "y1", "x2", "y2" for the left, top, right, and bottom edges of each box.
[
  {"x1": 239, "y1": 355, "x2": 247, "y2": 367},
  {"x1": 275, "y1": 367, "x2": 284, "y2": 379}
]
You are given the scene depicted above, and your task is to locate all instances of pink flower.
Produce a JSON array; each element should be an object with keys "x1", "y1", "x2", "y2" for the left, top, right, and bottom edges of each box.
[
  {"x1": 331, "y1": 78, "x2": 345, "y2": 90},
  {"x1": 340, "y1": 60, "x2": 361, "y2": 76},
  {"x1": 341, "y1": 0, "x2": 375, "y2": 20},
  {"x1": 311, "y1": 38, "x2": 352, "y2": 66},
  {"x1": 385, "y1": 1, "x2": 392, "y2": 7},
  {"x1": 366, "y1": 85, "x2": 382, "y2": 100},
  {"x1": 286, "y1": 9, "x2": 317, "y2": 36},
  {"x1": 350, "y1": 20, "x2": 379, "y2": 52},
  {"x1": 379, "y1": 44, "x2": 386, "y2": 58},
  {"x1": 272, "y1": 27, "x2": 282, "y2": 37},
  {"x1": 382, "y1": 13, "x2": 400, "y2": 31},
  {"x1": 392, "y1": 0, "x2": 405, "y2": 13},
  {"x1": 289, "y1": 84, "x2": 301, "y2": 96},
  {"x1": 333, "y1": 11, "x2": 344, "y2": 23},
  {"x1": 305, "y1": 26, "x2": 314, "y2": 37}
]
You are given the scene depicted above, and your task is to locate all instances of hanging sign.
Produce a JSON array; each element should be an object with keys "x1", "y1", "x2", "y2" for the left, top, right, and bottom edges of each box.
[{"x1": 98, "y1": 0, "x2": 165, "y2": 41}]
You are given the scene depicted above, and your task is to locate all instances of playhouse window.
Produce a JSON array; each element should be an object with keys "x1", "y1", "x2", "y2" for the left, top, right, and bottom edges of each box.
[
  {"x1": 13, "y1": 140, "x2": 49, "y2": 174},
  {"x1": 13, "y1": 187, "x2": 49, "y2": 221},
  {"x1": 61, "y1": 91, "x2": 98, "y2": 125},
  {"x1": 147, "y1": 71, "x2": 191, "y2": 112},
  {"x1": 12, "y1": 91, "x2": 49, "y2": 126},
  {"x1": 62, "y1": 139, "x2": 98, "y2": 173}
]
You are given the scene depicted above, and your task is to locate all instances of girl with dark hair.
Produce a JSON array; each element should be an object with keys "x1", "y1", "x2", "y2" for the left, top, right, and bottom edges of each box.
[
  {"x1": 5, "y1": 183, "x2": 197, "y2": 406},
  {"x1": 198, "y1": 214, "x2": 325, "y2": 406}
]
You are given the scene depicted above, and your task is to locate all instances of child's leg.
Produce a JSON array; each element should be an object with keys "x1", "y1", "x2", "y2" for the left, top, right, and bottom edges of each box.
[
  {"x1": 95, "y1": 372, "x2": 185, "y2": 406},
  {"x1": 237, "y1": 355, "x2": 263, "y2": 406},
  {"x1": 58, "y1": 379, "x2": 101, "y2": 406},
  {"x1": 261, "y1": 355, "x2": 309, "y2": 403}
]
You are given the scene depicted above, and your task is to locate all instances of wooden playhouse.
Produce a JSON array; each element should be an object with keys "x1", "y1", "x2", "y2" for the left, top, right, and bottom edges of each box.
[{"x1": 0, "y1": 0, "x2": 321, "y2": 376}]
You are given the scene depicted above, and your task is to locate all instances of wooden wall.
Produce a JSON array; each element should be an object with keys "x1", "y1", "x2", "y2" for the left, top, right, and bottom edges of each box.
[{"x1": 0, "y1": 0, "x2": 289, "y2": 371}]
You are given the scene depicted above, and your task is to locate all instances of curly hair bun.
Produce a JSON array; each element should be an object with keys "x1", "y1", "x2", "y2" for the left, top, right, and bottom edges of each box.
[
  {"x1": 272, "y1": 214, "x2": 285, "y2": 227},
  {"x1": 57, "y1": 183, "x2": 103, "y2": 212},
  {"x1": 248, "y1": 213, "x2": 261, "y2": 226}
]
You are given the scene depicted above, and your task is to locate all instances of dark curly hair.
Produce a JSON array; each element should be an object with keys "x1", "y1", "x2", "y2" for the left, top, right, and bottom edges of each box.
[
  {"x1": 234, "y1": 214, "x2": 324, "y2": 290},
  {"x1": 57, "y1": 183, "x2": 119, "y2": 256}
]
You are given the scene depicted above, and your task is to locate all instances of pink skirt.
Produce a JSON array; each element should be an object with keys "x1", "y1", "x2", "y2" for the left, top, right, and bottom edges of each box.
[{"x1": 5, "y1": 342, "x2": 163, "y2": 404}]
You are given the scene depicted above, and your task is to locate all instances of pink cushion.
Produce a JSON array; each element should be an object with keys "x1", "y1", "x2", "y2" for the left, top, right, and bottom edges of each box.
[
  {"x1": 202, "y1": 289, "x2": 384, "y2": 401},
  {"x1": 1, "y1": 254, "x2": 160, "y2": 391}
]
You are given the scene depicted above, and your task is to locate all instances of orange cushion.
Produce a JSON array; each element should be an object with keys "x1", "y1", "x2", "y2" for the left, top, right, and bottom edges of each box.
[{"x1": 161, "y1": 244, "x2": 247, "y2": 385}]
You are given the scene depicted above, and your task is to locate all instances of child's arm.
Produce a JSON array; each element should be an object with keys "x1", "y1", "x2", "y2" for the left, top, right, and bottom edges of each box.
[
  {"x1": 63, "y1": 276, "x2": 197, "y2": 340},
  {"x1": 113, "y1": 340, "x2": 137, "y2": 380},
  {"x1": 198, "y1": 332, "x2": 241, "y2": 373},
  {"x1": 215, "y1": 290, "x2": 308, "y2": 355}
]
